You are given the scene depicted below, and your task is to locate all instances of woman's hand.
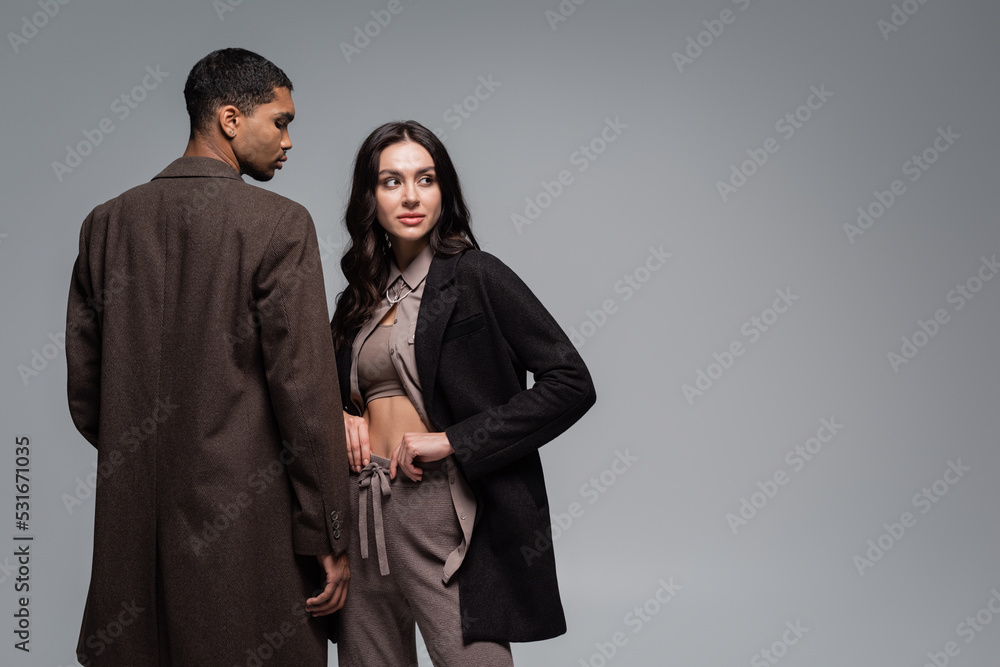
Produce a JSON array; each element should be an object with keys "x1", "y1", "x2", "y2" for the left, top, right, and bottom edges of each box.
[
  {"x1": 389, "y1": 432, "x2": 454, "y2": 481},
  {"x1": 343, "y1": 411, "x2": 370, "y2": 474}
]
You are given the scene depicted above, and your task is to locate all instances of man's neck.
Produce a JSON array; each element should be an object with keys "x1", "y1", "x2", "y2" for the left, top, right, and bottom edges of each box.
[{"x1": 183, "y1": 135, "x2": 239, "y2": 174}]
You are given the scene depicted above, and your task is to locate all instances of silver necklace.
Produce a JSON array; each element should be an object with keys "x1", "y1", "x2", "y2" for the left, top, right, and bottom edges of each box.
[{"x1": 386, "y1": 278, "x2": 413, "y2": 304}]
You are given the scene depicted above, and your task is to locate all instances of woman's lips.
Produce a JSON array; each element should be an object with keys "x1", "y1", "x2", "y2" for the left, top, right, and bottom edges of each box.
[{"x1": 398, "y1": 214, "x2": 424, "y2": 225}]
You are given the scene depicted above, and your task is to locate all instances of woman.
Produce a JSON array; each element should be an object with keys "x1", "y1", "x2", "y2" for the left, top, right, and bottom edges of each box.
[{"x1": 330, "y1": 120, "x2": 597, "y2": 666}]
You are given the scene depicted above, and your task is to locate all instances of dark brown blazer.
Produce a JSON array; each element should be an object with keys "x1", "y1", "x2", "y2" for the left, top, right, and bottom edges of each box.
[
  {"x1": 66, "y1": 156, "x2": 351, "y2": 666},
  {"x1": 334, "y1": 247, "x2": 597, "y2": 643}
]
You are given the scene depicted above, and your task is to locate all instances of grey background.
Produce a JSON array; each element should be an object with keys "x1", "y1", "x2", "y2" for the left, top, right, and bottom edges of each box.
[{"x1": 2, "y1": 0, "x2": 998, "y2": 665}]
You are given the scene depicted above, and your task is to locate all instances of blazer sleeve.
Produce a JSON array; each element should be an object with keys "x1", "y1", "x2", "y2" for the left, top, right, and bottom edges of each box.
[
  {"x1": 66, "y1": 210, "x2": 102, "y2": 449},
  {"x1": 444, "y1": 251, "x2": 597, "y2": 481},
  {"x1": 254, "y1": 202, "x2": 352, "y2": 556}
]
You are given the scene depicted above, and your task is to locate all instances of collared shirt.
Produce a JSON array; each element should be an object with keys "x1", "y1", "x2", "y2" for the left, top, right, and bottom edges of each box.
[{"x1": 348, "y1": 243, "x2": 476, "y2": 582}]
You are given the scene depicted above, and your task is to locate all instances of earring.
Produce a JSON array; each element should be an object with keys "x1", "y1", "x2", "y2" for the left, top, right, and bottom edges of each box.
[{"x1": 384, "y1": 231, "x2": 391, "y2": 248}]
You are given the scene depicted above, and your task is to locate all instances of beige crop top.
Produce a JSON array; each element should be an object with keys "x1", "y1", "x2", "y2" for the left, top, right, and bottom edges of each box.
[{"x1": 358, "y1": 324, "x2": 407, "y2": 404}]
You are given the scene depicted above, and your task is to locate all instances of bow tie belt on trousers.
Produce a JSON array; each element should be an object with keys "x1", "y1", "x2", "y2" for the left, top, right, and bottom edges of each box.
[
  {"x1": 358, "y1": 461, "x2": 392, "y2": 575},
  {"x1": 355, "y1": 454, "x2": 458, "y2": 577}
]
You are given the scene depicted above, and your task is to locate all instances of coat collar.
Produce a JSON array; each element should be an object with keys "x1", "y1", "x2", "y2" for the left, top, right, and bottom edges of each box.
[{"x1": 152, "y1": 156, "x2": 244, "y2": 181}]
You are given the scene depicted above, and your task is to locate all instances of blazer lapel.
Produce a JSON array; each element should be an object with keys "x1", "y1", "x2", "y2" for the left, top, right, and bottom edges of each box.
[{"x1": 414, "y1": 249, "x2": 465, "y2": 428}]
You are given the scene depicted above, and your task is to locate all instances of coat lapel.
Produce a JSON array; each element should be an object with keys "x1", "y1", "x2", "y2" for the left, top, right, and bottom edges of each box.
[{"x1": 414, "y1": 249, "x2": 465, "y2": 429}]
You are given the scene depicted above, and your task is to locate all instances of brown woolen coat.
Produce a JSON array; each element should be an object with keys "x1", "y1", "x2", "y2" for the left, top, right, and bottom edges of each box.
[{"x1": 65, "y1": 156, "x2": 351, "y2": 666}]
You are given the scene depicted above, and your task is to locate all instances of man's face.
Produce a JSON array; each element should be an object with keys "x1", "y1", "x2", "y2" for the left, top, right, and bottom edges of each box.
[{"x1": 232, "y1": 86, "x2": 294, "y2": 181}]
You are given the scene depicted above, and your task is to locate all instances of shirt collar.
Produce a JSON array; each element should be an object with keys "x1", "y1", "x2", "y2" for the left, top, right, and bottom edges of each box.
[{"x1": 387, "y1": 243, "x2": 434, "y2": 289}]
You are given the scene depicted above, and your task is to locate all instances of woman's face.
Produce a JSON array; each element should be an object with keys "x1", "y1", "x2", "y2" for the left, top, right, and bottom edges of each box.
[{"x1": 375, "y1": 140, "x2": 442, "y2": 248}]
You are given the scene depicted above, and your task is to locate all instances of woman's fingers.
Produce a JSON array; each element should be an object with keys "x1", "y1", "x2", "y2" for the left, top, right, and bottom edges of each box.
[
  {"x1": 390, "y1": 435, "x2": 422, "y2": 482},
  {"x1": 343, "y1": 412, "x2": 372, "y2": 473},
  {"x1": 343, "y1": 413, "x2": 358, "y2": 472},
  {"x1": 358, "y1": 419, "x2": 370, "y2": 470}
]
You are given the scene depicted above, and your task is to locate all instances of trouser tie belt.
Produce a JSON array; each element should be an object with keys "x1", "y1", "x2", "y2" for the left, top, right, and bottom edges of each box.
[{"x1": 358, "y1": 461, "x2": 391, "y2": 576}]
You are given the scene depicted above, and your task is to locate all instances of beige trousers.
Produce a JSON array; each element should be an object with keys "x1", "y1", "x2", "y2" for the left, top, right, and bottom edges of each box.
[{"x1": 336, "y1": 454, "x2": 513, "y2": 667}]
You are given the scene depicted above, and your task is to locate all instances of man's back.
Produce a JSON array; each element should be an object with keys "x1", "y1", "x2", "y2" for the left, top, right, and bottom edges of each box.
[{"x1": 67, "y1": 156, "x2": 348, "y2": 665}]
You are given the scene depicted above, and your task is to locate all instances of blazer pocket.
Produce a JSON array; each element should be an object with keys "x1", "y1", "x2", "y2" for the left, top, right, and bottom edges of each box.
[{"x1": 441, "y1": 312, "x2": 485, "y2": 343}]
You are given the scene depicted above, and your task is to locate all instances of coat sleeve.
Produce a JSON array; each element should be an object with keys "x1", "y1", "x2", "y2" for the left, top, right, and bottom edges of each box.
[
  {"x1": 66, "y1": 210, "x2": 102, "y2": 448},
  {"x1": 444, "y1": 251, "x2": 597, "y2": 481},
  {"x1": 255, "y1": 202, "x2": 351, "y2": 556}
]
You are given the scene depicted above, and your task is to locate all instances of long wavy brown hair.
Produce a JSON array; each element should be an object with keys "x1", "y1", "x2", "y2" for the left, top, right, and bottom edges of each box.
[{"x1": 331, "y1": 120, "x2": 480, "y2": 353}]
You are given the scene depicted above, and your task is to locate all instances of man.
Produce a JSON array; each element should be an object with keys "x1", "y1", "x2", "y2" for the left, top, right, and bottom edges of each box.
[{"x1": 66, "y1": 48, "x2": 351, "y2": 665}]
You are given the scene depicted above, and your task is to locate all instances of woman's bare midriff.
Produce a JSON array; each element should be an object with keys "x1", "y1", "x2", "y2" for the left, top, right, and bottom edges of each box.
[
  {"x1": 363, "y1": 396, "x2": 428, "y2": 459},
  {"x1": 362, "y1": 302, "x2": 429, "y2": 459}
]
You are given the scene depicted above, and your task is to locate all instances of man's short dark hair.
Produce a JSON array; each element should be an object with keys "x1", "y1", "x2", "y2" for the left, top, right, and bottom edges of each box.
[{"x1": 184, "y1": 48, "x2": 293, "y2": 137}]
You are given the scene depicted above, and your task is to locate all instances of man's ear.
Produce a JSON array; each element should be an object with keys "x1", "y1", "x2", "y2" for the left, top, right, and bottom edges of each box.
[{"x1": 217, "y1": 104, "x2": 241, "y2": 139}]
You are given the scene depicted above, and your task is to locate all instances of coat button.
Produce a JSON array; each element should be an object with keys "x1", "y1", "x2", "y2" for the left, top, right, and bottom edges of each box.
[
  {"x1": 333, "y1": 529, "x2": 341, "y2": 540},
  {"x1": 331, "y1": 510, "x2": 339, "y2": 521}
]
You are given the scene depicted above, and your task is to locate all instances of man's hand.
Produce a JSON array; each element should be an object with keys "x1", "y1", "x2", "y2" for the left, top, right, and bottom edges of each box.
[
  {"x1": 389, "y1": 432, "x2": 454, "y2": 481},
  {"x1": 305, "y1": 552, "x2": 350, "y2": 616},
  {"x1": 344, "y1": 411, "x2": 370, "y2": 474}
]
